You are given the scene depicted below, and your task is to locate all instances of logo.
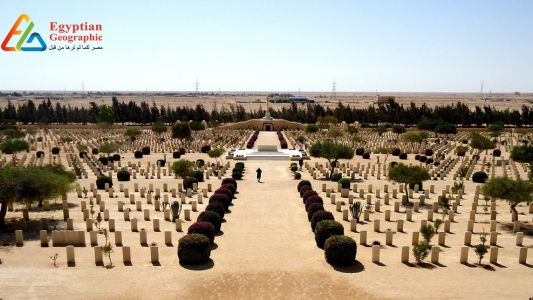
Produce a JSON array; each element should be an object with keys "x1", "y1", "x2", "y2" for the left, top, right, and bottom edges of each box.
[{"x1": 2, "y1": 14, "x2": 47, "y2": 52}]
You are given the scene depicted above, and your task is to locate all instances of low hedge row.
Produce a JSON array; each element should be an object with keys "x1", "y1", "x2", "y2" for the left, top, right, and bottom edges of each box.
[
  {"x1": 246, "y1": 130, "x2": 259, "y2": 149},
  {"x1": 297, "y1": 180, "x2": 357, "y2": 267},
  {"x1": 277, "y1": 131, "x2": 288, "y2": 149},
  {"x1": 178, "y1": 177, "x2": 239, "y2": 266}
]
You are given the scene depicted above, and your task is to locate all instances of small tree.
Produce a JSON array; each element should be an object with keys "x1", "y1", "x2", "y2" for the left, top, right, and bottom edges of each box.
[
  {"x1": 151, "y1": 121, "x2": 167, "y2": 135},
  {"x1": 482, "y1": 177, "x2": 533, "y2": 222},
  {"x1": 171, "y1": 122, "x2": 192, "y2": 140},
  {"x1": 374, "y1": 125, "x2": 388, "y2": 137},
  {"x1": 470, "y1": 132, "x2": 496, "y2": 153},
  {"x1": 207, "y1": 148, "x2": 225, "y2": 164},
  {"x1": 402, "y1": 131, "x2": 428, "y2": 147},
  {"x1": 487, "y1": 122, "x2": 504, "y2": 138},
  {"x1": 99, "y1": 228, "x2": 113, "y2": 268},
  {"x1": 392, "y1": 125, "x2": 406, "y2": 141},
  {"x1": 1, "y1": 128, "x2": 25, "y2": 140},
  {"x1": 412, "y1": 241, "x2": 430, "y2": 264},
  {"x1": 171, "y1": 159, "x2": 195, "y2": 179},
  {"x1": 0, "y1": 139, "x2": 30, "y2": 162},
  {"x1": 511, "y1": 145, "x2": 533, "y2": 180},
  {"x1": 434, "y1": 122, "x2": 457, "y2": 137},
  {"x1": 420, "y1": 224, "x2": 435, "y2": 244},
  {"x1": 388, "y1": 163, "x2": 430, "y2": 204},
  {"x1": 305, "y1": 124, "x2": 319, "y2": 133},
  {"x1": 99, "y1": 142, "x2": 119, "y2": 157},
  {"x1": 308, "y1": 140, "x2": 354, "y2": 178},
  {"x1": 124, "y1": 128, "x2": 142, "y2": 142}
]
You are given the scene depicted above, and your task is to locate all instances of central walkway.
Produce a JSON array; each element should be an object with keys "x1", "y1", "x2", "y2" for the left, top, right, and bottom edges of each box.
[{"x1": 252, "y1": 131, "x2": 279, "y2": 149}]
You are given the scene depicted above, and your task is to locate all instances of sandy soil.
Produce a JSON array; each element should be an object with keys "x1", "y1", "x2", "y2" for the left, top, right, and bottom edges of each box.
[{"x1": 0, "y1": 132, "x2": 532, "y2": 299}]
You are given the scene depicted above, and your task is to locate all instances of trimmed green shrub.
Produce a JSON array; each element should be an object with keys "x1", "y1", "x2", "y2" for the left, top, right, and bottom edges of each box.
[
  {"x1": 187, "y1": 221, "x2": 216, "y2": 244},
  {"x1": 197, "y1": 211, "x2": 222, "y2": 233},
  {"x1": 234, "y1": 162, "x2": 245, "y2": 170},
  {"x1": 290, "y1": 165, "x2": 298, "y2": 172},
  {"x1": 112, "y1": 154, "x2": 121, "y2": 161},
  {"x1": 362, "y1": 153, "x2": 370, "y2": 159},
  {"x1": 134, "y1": 150, "x2": 143, "y2": 158},
  {"x1": 302, "y1": 190, "x2": 318, "y2": 202},
  {"x1": 472, "y1": 171, "x2": 488, "y2": 183},
  {"x1": 222, "y1": 178, "x2": 238, "y2": 191},
  {"x1": 98, "y1": 156, "x2": 109, "y2": 165},
  {"x1": 183, "y1": 176, "x2": 198, "y2": 190},
  {"x1": 117, "y1": 169, "x2": 130, "y2": 181},
  {"x1": 305, "y1": 195, "x2": 324, "y2": 211},
  {"x1": 232, "y1": 169, "x2": 243, "y2": 180},
  {"x1": 355, "y1": 148, "x2": 365, "y2": 156},
  {"x1": 215, "y1": 187, "x2": 233, "y2": 201},
  {"x1": 221, "y1": 183, "x2": 236, "y2": 196},
  {"x1": 205, "y1": 202, "x2": 225, "y2": 219},
  {"x1": 311, "y1": 210, "x2": 334, "y2": 232},
  {"x1": 96, "y1": 176, "x2": 113, "y2": 190},
  {"x1": 338, "y1": 178, "x2": 351, "y2": 189},
  {"x1": 297, "y1": 180, "x2": 312, "y2": 192},
  {"x1": 307, "y1": 203, "x2": 325, "y2": 221},
  {"x1": 330, "y1": 173, "x2": 342, "y2": 182},
  {"x1": 178, "y1": 233, "x2": 211, "y2": 265},
  {"x1": 294, "y1": 172, "x2": 302, "y2": 180},
  {"x1": 315, "y1": 220, "x2": 344, "y2": 248},
  {"x1": 209, "y1": 193, "x2": 230, "y2": 211},
  {"x1": 172, "y1": 151, "x2": 181, "y2": 159},
  {"x1": 192, "y1": 170, "x2": 204, "y2": 182},
  {"x1": 399, "y1": 153, "x2": 407, "y2": 160},
  {"x1": 142, "y1": 146, "x2": 150, "y2": 155},
  {"x1": 324, "y1": 235, "x2": 357, "y2": 267}
]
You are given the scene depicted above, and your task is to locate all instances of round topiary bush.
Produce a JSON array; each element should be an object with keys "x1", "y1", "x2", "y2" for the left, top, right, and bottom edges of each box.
[
  {"x1": 399, "y1": 153, "x2": 407, "y2": 160},
  {"x1": 392, "y1": 148, "x2": 401, "y2": 156},
  {"x1": 338, "y1": 178, "x2": 351, "y2": 189},
  {"x1": 299, "y1": 185, "x2": 313, "y2": 198},
  {"x1": 330, "y1": 173, "x2": 342, "y2": 182},
  {"x1": 107, "y1": 156, "x2": 115, "y2": 163},
  {"x1": 221, "y1": 184, "x2": 236, "y2": 197},
  {"x1": 196, "y1": 159, "x2": 205, "y2": 167},
  {"x1": 419, "y1": 156, "x2": 427, "y2": 162},
  {"x1": 177, "y1": 233, "x2": 211, "y2": 265},
  {"x1": 142, "y1": 146, "x2": 150, "y2": 155},
  {"x1": 232, "y1": 169, "x2": 243, "y2": 180},
  {"x1": 183, "y1": 176, "x2": 198, "y2": 190},
  {"x1": 311, "y1": 210, "x2": 334, "y2": 232},
  {"x1": 355, "y1": 148, "x2": 365, "y2": 156},
  {"x1": 209, "y1": 193, "x2": 231, "y2": 211},
  {"x1": 187, "y1": 221, "x2": 216, "y2": 244},
  {"x1": 179, "y1": 148, "x2": 186, "y2": 155},
  {"x1": 324, "y1": 235, "x2": 357, "y2": 267},
  {"x1": 362, "y1": 153, "x2": 370, "y2": 159},
  {"x1": 222, "y1": 178, "x2": 238, "y2": 191},
  {"x1": 434, "y1": 161, "x2": 440, "y2": 166},
  {"x1": 215, "y1": 187, "x2": 233, "y2": 201},
  {"x1": 205, "y1": 202, "x2": 225, "y2": 219},
  {"x1": 98, "y1": 156, "x2": 109, "y2": 165},
  {"x1": 298, "y1": 180, "x2": 312, "y2": 193},
  {"x1": 235, "y1": 162, "x2": 245, "y2": 170},
  {"x1": 294, "y1": 172, "x2": 302, "y2": 180},
  {"x1": 52, "y1": 147, "x2": 60, "y2": 155},
  {"x1": 172, "y1": 151, "x2": 181, "y2": 159},
  {"x1": 415, "y1": 154, "x2": 420, "y2": 160},
  {"x1": 302, "y1": 189, "x2": 318, "y2": 201},
  {"x1": 290, "y1": 165, "x2": 298, "y2": 172},
  {"x1": 36, "y1": 151, "x2": 45, "y2": 158},
  {"x1": 197, "y1": 211, "x2": 222, "y2": 233},
  {"x1": 200, "y1": 145, "x2": 211, "y2": 153},
  {"x1": 425, "y1": 149, "x2": 433, "y2": 156},
  {"x1": 472, "y1": 171, "x2": 488, "y2": 183},
  {"x1": 426, "y1": 158, "x2": 434, "y2": 164},
  {"x1": 92, "y1": 148, "x2": 99, "y2": 155},
  {"x1": 305, "y1": 195, "x2": 324, "y2": 211},
  {"x1": 307, "y1": 203, "x2": 325, "y2": 221},
  {"x1": 315, "y1": 220, "x2": 344, "y2": 248},
  {"x1": 192, "y1": 170, "x2": 204, "y2": 182},
  {"x1": 113, "y1": 154, "x2": 121, "y2": 161},
  {"x1": 493, "y1": 149, "x2": 501, "y2": 157},
  {"x1": 134, "y1": 150, "x2": 143, "y2": 159},
  {"x1": 117, "y1": 169, "x2": 131, "y2": 181},
  {"x1": 96, "y1": 176, "x2": 113, "y2": 190}
]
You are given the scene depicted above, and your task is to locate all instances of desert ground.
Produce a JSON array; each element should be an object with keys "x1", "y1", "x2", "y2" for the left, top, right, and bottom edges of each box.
[{"x1": 0, "y1": 126, "x2": 532, "y2": 300}]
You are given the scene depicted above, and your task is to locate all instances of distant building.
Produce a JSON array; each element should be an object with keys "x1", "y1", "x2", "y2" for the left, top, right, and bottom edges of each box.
[
  {"x1": 375, "y1": 95, "x2": 396, "y2": 106},
  {"x1": 270, "y1": 96, "x2": 315, "y2": 104}
]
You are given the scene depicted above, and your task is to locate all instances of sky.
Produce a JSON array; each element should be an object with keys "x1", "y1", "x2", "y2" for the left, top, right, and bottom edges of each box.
[{"x1": 0, "y1": 0, "x2": 532, "y2": 93}]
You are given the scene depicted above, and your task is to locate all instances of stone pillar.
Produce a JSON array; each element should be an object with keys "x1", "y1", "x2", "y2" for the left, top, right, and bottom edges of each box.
[
  {"x1": 150, "y1": 246, "x2": 159, "y2": 264},
  {"x1": 40, "y1": 230, "x2": 48, "y2": 247},
  {"x1": 67, "y1": 218, "x2": 74, "y2": 230},
  {"x1": 15, "y1": 230, "x2": 24, "y2": 246},
  {"x1": 360, "y1": 230, "x2": 367, "y2": 245},
  {"x1": 124, "y1": 209, "x2": 130, "y2": 221},
  {"x1": 144, "y1": 209, "x2": 150, "y2": 221},
  {"x1": 489, "y1": 246, "x2": 498, "y2": 264},
  {"x1": 94, "y1": 246, "x2": 103, "y2": 265},
  {"x1": 467, "y1": 220, "x2": 474, "y2": 233},
  {"x1": 66, "y1": 245, "x2": 75, "y2": 266},
  {"x1": 350, "y1": 219, "x2": 357, "y2": 232},
  {"x1": 118, "y1": 201, "x2": 124, "y2": 212},
  {"x1": 519, "y1": 247, "x2": 528, "y2": 264},
  {"x1": 184, "y1": 209, "x2": 191, "y2": 221},
  {"x1": 115, "y1": 231, "x2": 122, "y2": 245},
  {"x1": 490, "y1": 220, "x2": 497, "y2": 232},
  {"x1": 464, "y1": 231, "x2": 472, "y2": 246},
  {"x1": 90, "y1": 231, "x2": 98, "y2": 246},
  {"x1": 430, "y1": 246, "x2": 439, "y2": 264},
  {"x1": 412, "y1": 232, "x2": 419, "y2": 245},
  {"x1": 385, "y1": 210, "x2": 391, "y2": 221},
  {"x1": 394, "y1": 202, "x2": 400, "y2": 212},
  {"x1": 122, "y1": 246, "x2": 131, "y2": 264},
  {"x1": 109, "y1": 219, "x2": 115, "y2": 232},
  {"x1": 397, "y1": 220, "x2": 404, "y2": 232},
  {"x1": 131, "y1": 218, "x2": 138, "y2": 232},
  {"x1": 513, "y1": 221, "x2": 521, "y2": 233},
  {"x1": 516, "y1": 232, "x2": 524, "y2": 246},
  {"x1": 460, "y1": 246, "x2": 469, "y2": 264},
  {"x1": 86, "y1": 219, "x2": 93, "y2": 232},
  {"x1": 175, "y1": 219, "x2": 183, "y2": 232},
  {"x1": 401, "y1": 246, "x2": 409, "y2": 263},
  {"x1": 489, "y1": 231, "x2": 498, "y2": 246},
  {"x1": 372, "y1": 245, "x2": 380, "y2": 263},
  {"x1": 373, "y1": 219, "x2": 380, "y2": 232},
  {"x1": 343, "y1": 209, "x2": 349, "y2": 221},
  {"x1": 406, "y1": 209, "x2": 413, "y2": 222},
  {"x1": 385, "y1": 231, "x2": 393, "y2": 246},
  {"x1": 153, "y1": 219, "x2": 160, "y2": 232},
  {"x1": 427, "y1": 210, "x2": 433, "y2": 221},
  {"x1": 140, "y1": 229, "x2": 147, "y2": 245},
  {"x1": 438, "y1": 232, "x2": 446, "y2": 246},
  {"x1": 164, "y1": 231, "x2": 172, "y2": 245},
  {"x1": 136, "y1": 201, "x2": 142, "y2": 211}
]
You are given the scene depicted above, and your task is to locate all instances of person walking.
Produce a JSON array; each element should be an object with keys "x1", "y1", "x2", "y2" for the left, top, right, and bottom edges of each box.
[
  {"x1": 298, "y1": 158, "x2": 304, "y2": 170},
  {"x1": 256, "y1": 167, "x2": 262, "y2": 182}
]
